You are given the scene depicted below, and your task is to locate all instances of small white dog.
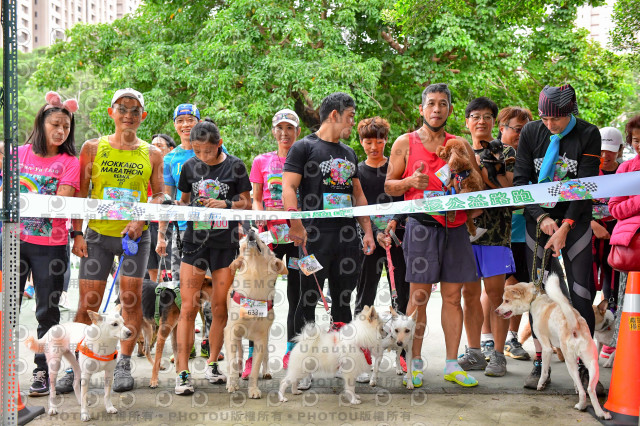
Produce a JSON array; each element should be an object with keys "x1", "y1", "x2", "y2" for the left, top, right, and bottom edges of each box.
[
  {"x1": 495, "y1": 274, "x2": 611, "y2": 420},
  {"x1": 278, "y1": 305, "x2": 382, "y2": 405},
  {"x1": 25, "y1": 310, "x2": 132, "y2": 422},
  {"x1": 370, "y1": 307, "x2": 417, "y2": 389},
  {"x1": 225, "y1": 228, "x2": 287, "y2": 398}
]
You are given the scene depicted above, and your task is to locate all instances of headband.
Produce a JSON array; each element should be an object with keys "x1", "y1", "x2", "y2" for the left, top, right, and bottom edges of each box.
[{"x1": 44, "y1": 91, "x2": 79, "y2": 114}]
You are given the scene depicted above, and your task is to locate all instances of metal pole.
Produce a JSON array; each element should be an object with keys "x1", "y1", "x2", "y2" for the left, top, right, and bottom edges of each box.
[{"x1": 2, "y1": 0, "x2": 21, "y2": 422}]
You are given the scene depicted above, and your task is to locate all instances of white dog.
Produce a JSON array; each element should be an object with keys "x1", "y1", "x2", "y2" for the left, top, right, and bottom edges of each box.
[
  {"x1": 278, "y1": 305, "x2": 383, "y2": 405},
  {"x1": 495, "y1": 275, "x2": 611, "y2": 420},
  {"x1": 224, "y1": 228, "x2": 287, "y2": 399},
  {"x1": 370, "y1": 307, "x2": 417, "y2": 389},
  {"x1": 25, "y1": 310, "x2": 132, "y2": 422}
]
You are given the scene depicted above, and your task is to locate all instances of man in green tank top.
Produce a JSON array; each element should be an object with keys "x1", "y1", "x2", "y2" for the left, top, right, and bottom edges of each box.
[{"x1": 58, "y1": 88, "x2": 165, "y2": 394}]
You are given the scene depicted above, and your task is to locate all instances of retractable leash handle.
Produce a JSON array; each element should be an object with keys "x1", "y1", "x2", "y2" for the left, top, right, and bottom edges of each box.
[{"x1": 103, "y1": 234, "x2": 141, "y2": 313}]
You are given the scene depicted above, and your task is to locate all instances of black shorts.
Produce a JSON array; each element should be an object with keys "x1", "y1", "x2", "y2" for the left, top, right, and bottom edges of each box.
[
  {"x1": 506, "y1": 242, "x2": 529, "y2": 283},
  {"x1": 181, "y1": 241, "x2": 237, "y2": 273}
]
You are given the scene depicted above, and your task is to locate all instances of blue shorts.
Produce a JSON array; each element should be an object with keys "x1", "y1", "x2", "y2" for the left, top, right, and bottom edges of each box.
[{"x1": 472, "y1": 245, "x2": 516, "y2": 279}]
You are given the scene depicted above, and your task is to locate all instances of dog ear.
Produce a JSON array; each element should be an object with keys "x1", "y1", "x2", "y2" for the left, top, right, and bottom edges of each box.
[
  {"x1": 435, "y1": 145, "x2": 447, "y2": 160},
  {"x1": 408, "y1": 309, "x2": 418, "y2": 322},
  {"x1": 389, "y1": 306, "x2": 398, "y2": 317},
  {"x1": 597, "y1": 299, "x2": 608, "y2": 315},
  {"x1": 229, "y1": 256, "x2": 245, "y2": 274},
  {"x1": 480, "y1": 140, "x2": 491, "y2": 150},
  {"x1": 367, "y1": 306, "x2": 378, "y2": 322},
  {"x1": 87, "y1": 310, "x2": 103, "y2": 325},
  {"x1": 274, "y1": 258, "x2": 288, "y2": 275}
]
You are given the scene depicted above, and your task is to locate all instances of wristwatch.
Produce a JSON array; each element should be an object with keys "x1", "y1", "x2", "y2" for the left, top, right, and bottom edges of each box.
[
  {"x1": 225, "y1": 199, "x2": 232, "y2": 209},
  {"x1": 69, "y1": 230, "x2": 83, "y2": 238}
]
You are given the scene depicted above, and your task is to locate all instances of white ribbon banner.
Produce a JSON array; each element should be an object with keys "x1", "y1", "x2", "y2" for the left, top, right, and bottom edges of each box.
[{"x1": 13, "y1": 171, "x2": 640, "y2": 221}]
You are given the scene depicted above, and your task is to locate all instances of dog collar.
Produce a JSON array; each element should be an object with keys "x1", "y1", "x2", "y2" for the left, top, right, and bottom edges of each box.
[
  {"x1": 453, "y1": 169, "x2": 471, "y2": 181},
  {"x1": 76, "y1": 338, "x2": 118, "y2": 362},
  {"x1": 230, "y1": 291, "x2": 274, "y2": 311}
]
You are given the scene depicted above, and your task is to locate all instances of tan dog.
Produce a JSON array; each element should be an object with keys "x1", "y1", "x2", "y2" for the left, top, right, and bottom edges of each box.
[
  {"x1": 496, "y1": 275, "x2": 611, "y2": 419},
  {"x1": 519, "y1": 316, "x2": 565, "y2": 362},
  {"x1": 436, "y1": 138, "x2": 484, "y2": 235},
  {"x1": 224, "y1": 228, "x2": 287, "y2": 398},
  {"x1": 593, "y1": 300, "x2": 615, "y2": 368}
]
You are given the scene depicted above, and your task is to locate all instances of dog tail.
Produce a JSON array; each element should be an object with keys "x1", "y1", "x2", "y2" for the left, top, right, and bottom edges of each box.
[
  {"x1": 293, "y1": 323, "x2": 321, "y2": 345},
  {"x1": 545, "y1": 273, "x2": 579, "y2": 334},
  {"x1": 25, "y1": 336, "x2": 45, "y2": 354}
]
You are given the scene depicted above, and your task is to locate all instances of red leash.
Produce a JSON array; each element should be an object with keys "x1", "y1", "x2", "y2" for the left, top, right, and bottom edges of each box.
[{"x1": 302, "y1": 245, "x2": 331, "y2": 316}]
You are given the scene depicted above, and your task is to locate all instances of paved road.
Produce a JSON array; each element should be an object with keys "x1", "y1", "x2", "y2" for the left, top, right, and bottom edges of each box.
[{"x1": 16, "y1": 272, "x2": 611, "y2": 425}]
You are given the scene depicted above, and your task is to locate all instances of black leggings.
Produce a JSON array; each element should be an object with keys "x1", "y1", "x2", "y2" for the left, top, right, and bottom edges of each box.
[
  {"x1": 526, "y1": 220, "x2": 595, "y2": 337},
  {"x1": 293, "y1": 227, "x2": 360, "y2": 336},
  {"x1": 354, "y1": 242, "x2": 408, "y2": 315},
  {"x1": 18, "y1": 242, "x2": 68, "y2": 372}
]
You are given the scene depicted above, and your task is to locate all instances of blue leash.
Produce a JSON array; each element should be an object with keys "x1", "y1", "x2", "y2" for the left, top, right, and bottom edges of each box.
[{"x1": 103, "y1": 234, "x2": 140, "y2": 313}]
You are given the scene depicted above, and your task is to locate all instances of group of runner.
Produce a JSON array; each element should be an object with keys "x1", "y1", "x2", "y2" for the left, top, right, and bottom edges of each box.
[{"x1": 11, "y1": 82, "x2": 639, "y2": 397}]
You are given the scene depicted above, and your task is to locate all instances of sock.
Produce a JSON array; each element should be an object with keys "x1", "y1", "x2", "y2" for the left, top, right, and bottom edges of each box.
[
  {"x1": 247, "y1": 346, "x2": 254, "y2": 359},
  {"x1": 481, "y1": 333, "x2": 494, "y2": 342},
  {"x1": 536, "y1": 352, "x2": 542, "y2": 360},
  {"x1": 507, "y1": 330, "x2": 518, "y2": 341},
  {"x1": 468, "y1": 347, "x2": 483, "y2": 354},
  {"x1": 412, "y1": 359, "x2": 424, "y2": 371},
  {"x1": 445, "y1": 359, "x2": 462, "y2": 374},
  {"x1": 286, "y1": 342, "x2": 295, "y2": 353}
]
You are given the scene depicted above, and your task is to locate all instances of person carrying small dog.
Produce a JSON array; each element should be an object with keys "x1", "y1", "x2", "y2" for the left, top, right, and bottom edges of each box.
[
  {"x1": 0, "y1": 92, "x2": 80, "y2": 396},
  {"x1": 60, "y1": 88, "x2": 165, "y2": 394},
  {"x1": 458, "y1": 97, "x2": 516, "y2": 378},
  {"x1": 385, "y1": 83, "x2": 482, "y2": 388},
  {"x1": 283, "y1": 92, "x2": 376, "y2": 391},
  {"x1": 513, "y1": 83, "x2": 602, "y2": 391}
]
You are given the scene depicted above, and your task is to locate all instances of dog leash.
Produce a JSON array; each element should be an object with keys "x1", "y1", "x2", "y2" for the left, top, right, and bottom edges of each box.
[
  {"x1": 301, "y1": 245, "x2": 332, "y2": 323},
  {"x1": 385, "y1": 229, "x2": 402, "y2": 311},
  {"x1": 104, "y1": 234, "x2": 140, "y2": 313},
  {"x1": 531, "y1": 214, "x2": 554, "y2": 294}
]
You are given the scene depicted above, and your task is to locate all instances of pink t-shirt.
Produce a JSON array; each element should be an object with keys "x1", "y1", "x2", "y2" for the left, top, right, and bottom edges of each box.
[
  {"x1": 250, "y1": 151, "x2": 286, "y2": 209},
  {"x1": 18, "y1": 144, "x2": 80, "y2": 245}
]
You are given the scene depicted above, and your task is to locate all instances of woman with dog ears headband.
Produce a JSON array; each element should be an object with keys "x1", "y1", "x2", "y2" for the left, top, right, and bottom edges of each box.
[{"x1": 0, "y1": 91, "x2": 80, "y2": 396}]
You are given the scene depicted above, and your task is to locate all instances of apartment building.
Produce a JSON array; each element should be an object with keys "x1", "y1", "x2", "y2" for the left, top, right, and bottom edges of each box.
[
  {"x1": 576, "y1": 0, "x2": 616, "y2": 48},
  {"x1": 13, "y1": 0, "x2": 140, "y2": 52}
]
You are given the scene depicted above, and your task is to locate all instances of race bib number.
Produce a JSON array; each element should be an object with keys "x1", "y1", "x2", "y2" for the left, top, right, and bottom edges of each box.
[
  {"x1": 193, "y1": 219, "x2": 229, "y2": 230},
  {"x1": 298, "y1": 254, "x2": 323, "y2": 276},
  {"x1": 592, "y1": 204, "x2": 611, "y2": 220},
  {"x1": 423, "y1": 190, "x2": 445, "y2": 199},
  {"x1": 103, "y1": 187, "x2": 141, "y2": 203},
  {"x1": 239, "y1": 297, "x2": 268, "y2": 318},
  {"x1": 323, "y1": 193, "x2": 352, "y2": 210},
  {"x1": 435, "y1": 164, "x2": 451, "y2": 186},
  {"x1": 288, "y1": 257, "x2": 300, "y2": 270},
  {"x1": 370, "y1": 214, "x2": 394, "y2": 231},
  {"x1": 269, "y1": 222, "x2": 292, "y2": 244}
]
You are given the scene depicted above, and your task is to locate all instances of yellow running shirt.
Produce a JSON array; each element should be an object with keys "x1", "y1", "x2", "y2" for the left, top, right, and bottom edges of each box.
[{"x1": 88, "y1": 136, "x2": 151, "y2": 237}]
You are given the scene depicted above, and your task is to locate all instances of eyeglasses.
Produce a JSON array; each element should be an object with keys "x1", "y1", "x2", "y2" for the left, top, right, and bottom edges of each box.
[
  {"x1": 114, "y1": 104, "x2": 143, "y2": 116},
  {"x1": 468, "y1": 114, "x2": 494, "y2": 122},
  {"x1": 504, "y1": 124, "x2": 523, "y2": 134}
]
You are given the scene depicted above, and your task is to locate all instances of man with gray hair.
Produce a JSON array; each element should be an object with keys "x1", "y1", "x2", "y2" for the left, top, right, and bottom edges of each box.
[{"x1": 385, "y1": 83, "x2": 482, "y2": 388}]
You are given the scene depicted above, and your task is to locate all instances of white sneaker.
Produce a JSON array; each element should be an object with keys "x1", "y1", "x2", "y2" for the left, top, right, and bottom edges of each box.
[
  {"x1": 298, "y1": 375, "x2": 312, "y2": 390},
  {"x1": 59, "y1": 291, "x2": 70, "y2": 310},
  {"x1": 356, "y1": 372, "x2": 370, "y2": 383},
  {"x1": 175, "y1": 371, "x2": 194, "y2": 395},
  {"x1": 205, "y1": 362, "x2": 226, "y2": 384}
]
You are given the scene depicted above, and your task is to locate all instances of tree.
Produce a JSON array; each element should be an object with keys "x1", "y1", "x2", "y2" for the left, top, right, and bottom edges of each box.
[
  {"x1": 31, "y1": 0, "x2": 634, "y2": 167},
  {"x1": 611, "y1": 0, "x2": 640, "y2": 53}
]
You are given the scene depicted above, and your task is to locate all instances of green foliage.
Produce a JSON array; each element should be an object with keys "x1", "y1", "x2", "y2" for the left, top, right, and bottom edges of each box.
[
  {"x1": 31, "y1": 0, "x2": 634, "y2": 168},
  {"x1": 611, "y1": 0, "x2": 640, "y2": 53}
]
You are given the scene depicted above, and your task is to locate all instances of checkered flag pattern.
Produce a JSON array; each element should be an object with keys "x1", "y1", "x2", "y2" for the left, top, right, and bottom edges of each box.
[
  {"x1": 319, "y1": 159, "x2": 333, "y2": 174},
  {"x1": 534, "y1": 156, "x2": 578, "y2": 174},
  {"x1": 97, "y1": 202, "x2": 146, "y2": 219},
  {"x1": 547, "y1": 180, "x2": 598, "y2": 197}
]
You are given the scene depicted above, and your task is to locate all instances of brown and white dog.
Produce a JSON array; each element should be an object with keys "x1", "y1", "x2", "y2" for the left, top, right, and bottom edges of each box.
[
  {"x1": 224, "y1": 228, "x2": 287, "y2": 398},
  {"x1": 25, "y1": 311, "x2": 132, "y2": 422},
  {"x1": 593, "y1": 300, "x2": 615, "y2": 368},
  {"x1": 496, "y1": 275, "x2": 611, "y2": 420}
]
